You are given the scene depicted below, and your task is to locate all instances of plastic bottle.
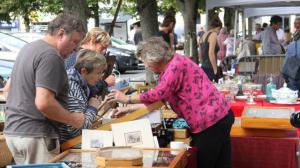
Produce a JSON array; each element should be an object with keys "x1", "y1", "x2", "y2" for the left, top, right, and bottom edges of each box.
[{"x1": 266, "y1": 75, "x2": 276, "y2": 101}]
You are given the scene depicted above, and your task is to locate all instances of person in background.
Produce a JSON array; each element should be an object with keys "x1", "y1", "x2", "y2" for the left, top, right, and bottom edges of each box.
[
  {"x1": 133, "y1": 23, "x2": 143, "y2": 45},
  {"x1": 287, "y1": 17, "x2": 300, "y2": 93},
  {"x1": 253, "y1": 23, "x2": 263, "y2": 41},
  {"x1": 4, "y1": 13, "x2": 86, "y2": 164},
  {"x1": 276, "y1": 27, "x2": 285, "y2": 44},
  {"x1": 217, "y1": 27, "x2": 228, "y2": 61},
  {"x1": 224, "y1": 29, "x2": 236, "y2": 57},
  {"x1": 201, "y1": 15, "x2": 222, "y2": 82},
  {"x1": 108, "y1": 37, "x2": 234, "y2": 168},
  {"x1": 261, "y1": 15, "x2": 283, "y2": 55},
  {"x1": 262, "y1": 23, "x2": 268, "y2": 31},
  {"x1": 59, "y1": 50, "x2": 106, "y2": 143},
  {"x1": 64, "y1": 28, "x2": 116, "y2": 98},
  {"x1": 283, "y1": 28, "x2": 292, "y2": 49},
  {"x1": 293, "y1": 18, "x2": 300, "y2": 40},
  {"x1": 197, "y1": 26, "x2": 206, "y2": 62},
  {"x1": 156, "y1": 12, "x2": 176, "y2": 51},
  {"x1": 197, "y1": 26, "x2": 205, "y2": 43}
]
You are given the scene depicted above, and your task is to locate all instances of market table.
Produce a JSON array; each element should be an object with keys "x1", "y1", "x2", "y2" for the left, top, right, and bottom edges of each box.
[
  {"x1": 230, "y1": 98, "x2": 300, "y2": 168},
  {"x1": 231, "y1": 99, "x2": 300, "y2": 117},
  {"x1": 231, "y1": 136, "x2": 298, "y2": 168}
]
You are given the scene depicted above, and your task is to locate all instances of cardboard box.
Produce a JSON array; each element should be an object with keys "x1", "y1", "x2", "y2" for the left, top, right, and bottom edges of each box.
[
  {"x1": 162, "y1": 110, "x2": 177, "y2": 118},
  {"x1": 170, "y1": 129, "x2": 190, "y2": 139},
  {"x1": 173, "y1": 137, "x2": 192, "y2": 145}
]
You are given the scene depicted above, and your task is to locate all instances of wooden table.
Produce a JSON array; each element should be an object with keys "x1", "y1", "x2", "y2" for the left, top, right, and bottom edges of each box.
[{"x1": 49, "y1": 148, "x2": 188, "y2": 168}]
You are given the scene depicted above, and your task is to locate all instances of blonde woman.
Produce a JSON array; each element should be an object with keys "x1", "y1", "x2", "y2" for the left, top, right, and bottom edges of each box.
[{"x1": 65, "y1": 27, "x2": 111, "y2": 70}]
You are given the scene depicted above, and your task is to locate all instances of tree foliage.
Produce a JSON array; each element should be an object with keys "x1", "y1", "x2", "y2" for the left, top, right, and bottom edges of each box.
[{"x1": 0, "y1": 0, "x2": 42, "y2": 20}]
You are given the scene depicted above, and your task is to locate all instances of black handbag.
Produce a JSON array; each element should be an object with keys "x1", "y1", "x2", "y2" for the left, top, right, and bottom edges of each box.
[{"x1": 281, "y1": 41, "x2": 300, "y2": 80}]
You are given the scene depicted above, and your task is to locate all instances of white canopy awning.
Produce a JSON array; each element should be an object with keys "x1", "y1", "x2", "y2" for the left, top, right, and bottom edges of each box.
[
  {"x1": 244, "y1": 7, "x2": 300, "y2": 18},
  {"x1": 207, "y1": 0, "x2": 300, "y2": 10}
]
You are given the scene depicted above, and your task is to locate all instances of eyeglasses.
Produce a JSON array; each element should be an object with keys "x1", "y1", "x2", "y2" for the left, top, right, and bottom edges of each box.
[{"x1": 98, "y1": 72, "x2": 106, "y2": 78}]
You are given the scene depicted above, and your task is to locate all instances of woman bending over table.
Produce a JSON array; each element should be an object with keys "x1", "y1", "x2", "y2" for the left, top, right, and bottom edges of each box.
[{"x1": 108, "y1": 37, "x2": 234, "y2": 168}]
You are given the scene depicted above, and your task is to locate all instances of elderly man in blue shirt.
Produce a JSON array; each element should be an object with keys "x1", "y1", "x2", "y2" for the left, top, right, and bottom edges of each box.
[{"x1": 261, "y1": 15, "x2": 283, "y2": 55}]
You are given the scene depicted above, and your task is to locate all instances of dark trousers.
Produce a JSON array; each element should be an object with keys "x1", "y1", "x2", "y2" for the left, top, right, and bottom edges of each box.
[
  {"x1": 202, "y1": 67, "x2": 218, "y2": 82},
  {"x1": 191, "y1": 110, "x2": 234, "y2": 168}
]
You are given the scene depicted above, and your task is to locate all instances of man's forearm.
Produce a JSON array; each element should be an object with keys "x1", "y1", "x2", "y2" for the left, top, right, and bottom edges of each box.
[{"x1": 35, "y1": 95, "x2": 84, "y2": 129}]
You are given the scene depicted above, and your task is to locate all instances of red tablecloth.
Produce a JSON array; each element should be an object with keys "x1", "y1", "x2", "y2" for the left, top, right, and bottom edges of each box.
[
  {"x1": 229, "y1": 96, "x2": 300, "y2": 168},
  {"x1": 231, "y1": 99, "x2": 263, "y2": 117},
  {"x1": 232, "y1": 136, "x2": 299, "y2": 168},
  {"x1": 231, "y1": 99, "x2": 300, "y2": 117},
  {"x1": 231, "y1": 98, "x2": 300, "y2": 136}
]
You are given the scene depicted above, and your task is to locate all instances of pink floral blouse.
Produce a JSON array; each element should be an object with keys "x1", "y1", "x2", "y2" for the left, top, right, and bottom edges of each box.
[{"x1": 140, "y1": 53, "x2": 231, "y2": 133}]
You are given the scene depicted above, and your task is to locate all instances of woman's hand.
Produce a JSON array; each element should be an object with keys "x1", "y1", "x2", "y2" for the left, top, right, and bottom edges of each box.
[
  {"x1": 112, "y1": 106, "x2": 131, "y2": 117},
  {"x1": 105, "y1": 75, "x2": 116, "y2": 87},
  {"x1": 88, "y1": 96, "x2": 101, "y2": 109},
  {"x1": 107, "y1": 89, "x2": 128, "y2": 104},
  {"x1": 213, "y1": 68, "x2": 218, "y2": 75}
]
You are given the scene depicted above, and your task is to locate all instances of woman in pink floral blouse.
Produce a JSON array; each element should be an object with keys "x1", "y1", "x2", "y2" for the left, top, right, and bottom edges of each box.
[{"x1": 108, "y1": 37, "x2": 234, "y2": 168}]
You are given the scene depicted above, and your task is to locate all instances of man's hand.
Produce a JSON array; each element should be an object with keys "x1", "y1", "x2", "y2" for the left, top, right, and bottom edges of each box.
[{"x1": 35, "y1": 87, "x2": 85, "y2": 129}]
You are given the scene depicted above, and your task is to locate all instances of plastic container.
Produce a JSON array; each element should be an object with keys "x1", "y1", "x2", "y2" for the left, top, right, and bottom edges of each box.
[{"x1": 7, "y1": 163, "x2": 70, "y2": 168}]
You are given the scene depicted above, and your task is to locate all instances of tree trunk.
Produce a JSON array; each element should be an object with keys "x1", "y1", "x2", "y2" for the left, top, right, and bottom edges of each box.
[
  {"x1": 137, "y1": 0, "x2": 159, "y2": 85},
  {"x1": 178, "y1": 0, "x2": 198, "y2": 64},
  {"x1": 92, "y1": 3, "x2": 100, "y2": 27},
  {"x1": 23, "y1": 14, "x2": 30, "y2": 32},
  {"x1": 224, "y1": 7, "x2": 235, "y2": 31},
  {"x1": 63, "y1": 0, "x2": 89, "y2": 31},
  {"x1": 110, "y1": 0, "x2": 122, "y2": 36},
  {"x1": 137, "y1": 0, "x2": 159, "y2": 39}
]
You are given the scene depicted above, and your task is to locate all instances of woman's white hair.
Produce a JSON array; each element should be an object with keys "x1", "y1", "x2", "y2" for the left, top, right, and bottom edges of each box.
[{"x1": 137, "y1": 37, "x2": 173, "y2": 64}]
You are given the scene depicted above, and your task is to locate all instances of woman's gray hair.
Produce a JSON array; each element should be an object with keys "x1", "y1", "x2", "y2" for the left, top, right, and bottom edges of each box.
[
  {"x1": 137, "y1": 37, "x2": 173, "y2": 64},
  {"x1": 75, "y1": 49, "x2": 107, "y2": 73}
]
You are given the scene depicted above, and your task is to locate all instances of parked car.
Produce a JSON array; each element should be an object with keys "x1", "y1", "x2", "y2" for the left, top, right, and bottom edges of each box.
[
  {"x1": 111, "y1": 36, "x2": 137, "y2": 52},
  {"x1": 9, "y1": 32, "x2": 143, "y2": 73},
  {"x1": 0, "y1": 59, "x2": 14, "y2": 88},
  {"x1": 0, "y1": 32, "x2": 27, "y2": 61},
  {"x1": 107, "y1": 47, "x2": 140, "y2": 73},
  {"x1": 10, "y1": 32, "x2": 44, "y2": 43}
]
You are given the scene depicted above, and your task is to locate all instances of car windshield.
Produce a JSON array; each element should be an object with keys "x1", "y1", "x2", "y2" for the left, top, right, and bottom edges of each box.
[
  {"x1": 0, "y1": 32, "x2": 27, "y2": 49},
  {"x1": 111, "y1": 37, "x2": 127, "y2": 45}
]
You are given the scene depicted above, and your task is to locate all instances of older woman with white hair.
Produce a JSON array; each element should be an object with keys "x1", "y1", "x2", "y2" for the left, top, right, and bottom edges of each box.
[
  {"x1": 108, "y1": 37, "x2": 234, "y2": 168},
  {"x1": 59, "y1": 49, "x2": 107, "y2": 144}
]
